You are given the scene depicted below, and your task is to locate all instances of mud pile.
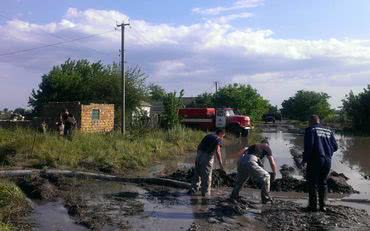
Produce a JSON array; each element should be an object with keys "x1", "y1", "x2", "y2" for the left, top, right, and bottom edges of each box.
[
  {"x1": 16, "y1": 175, "x2": 58, "y2": 200},
  {"x1": 165, "y1": 167, "x2": 358, "y2": 194},
  {"x1": 272, "y1": 171, "x2": 358, "y2": 194},
  {"x1": 279, "y1": 164, "x2": 295, "y2": 178},
  {"x1": 165, "y1": 168, "x2": 235, "y2": 187},
  {"x1": 258, "y1": 200, "x2": 370, "y2": 231}
]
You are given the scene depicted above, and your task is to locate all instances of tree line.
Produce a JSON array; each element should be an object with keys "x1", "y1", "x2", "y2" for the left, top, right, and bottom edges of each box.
[{"x1": 27, "y1": 59, "x2": 370, "y2": 132}]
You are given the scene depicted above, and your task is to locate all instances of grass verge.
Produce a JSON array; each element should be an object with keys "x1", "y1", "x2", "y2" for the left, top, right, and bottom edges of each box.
[
  {"x1": 0, "y1": 180, "x2": 29, "y2": 230},
  {"x1": 0, "y1": 126, "x2": 205, "y2": 173}
]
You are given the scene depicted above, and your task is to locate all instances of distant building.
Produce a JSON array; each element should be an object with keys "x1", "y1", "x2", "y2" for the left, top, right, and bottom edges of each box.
[
  {"x1": 134, "y1": 101, "x2": 152, "y2": 117},
  {"x1": 42, "y1": 102, "x2": 114, "y2": 133}
]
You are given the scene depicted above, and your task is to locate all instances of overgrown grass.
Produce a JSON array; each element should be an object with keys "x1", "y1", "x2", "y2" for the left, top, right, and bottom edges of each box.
[
  {"x1": 0, "y1": 180, "x2": 28, "y2": 230},
  {"x1": 0, "y1": 127, "x2": 205, "y2": 173}
]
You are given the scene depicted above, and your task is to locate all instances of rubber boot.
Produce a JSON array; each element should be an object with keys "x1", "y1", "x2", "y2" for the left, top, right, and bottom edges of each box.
[
  {"x1": 306, "y1": 187, "x2": 318, "y2": 212},
  {"x1": 319, "y1": 187, "x2": 328, "y2": 212},
  {"x1": 261, "y1": 189, "x2": 273, "y2": 204}
]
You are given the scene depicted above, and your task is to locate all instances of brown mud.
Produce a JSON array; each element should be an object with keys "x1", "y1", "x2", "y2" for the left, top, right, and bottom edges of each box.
[{"x1": 164, "y1": 167, "x2": 358, "y2": 194}]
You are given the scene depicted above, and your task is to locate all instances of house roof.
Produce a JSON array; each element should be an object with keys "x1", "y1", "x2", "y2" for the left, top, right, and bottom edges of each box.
[{"x1": 139, "y1": 101, "x2": 152, "y2": 107}]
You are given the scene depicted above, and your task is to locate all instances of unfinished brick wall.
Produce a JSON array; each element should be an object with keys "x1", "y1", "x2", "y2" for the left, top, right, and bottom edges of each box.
[
  {"x1": 41, "y1": 102, "x2": 114, "y2": 133},
  {"x1": 80, "y1": 104, "x2": 114, "y2": 132}
]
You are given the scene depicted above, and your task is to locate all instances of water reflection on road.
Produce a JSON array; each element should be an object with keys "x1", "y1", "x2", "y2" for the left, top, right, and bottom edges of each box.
[
  {"x1": 148, "y1": 131, "x2": 370, "y2": 198},
  {"x1": 261, "y1": 132, "x2": 370, "y2": 200}
]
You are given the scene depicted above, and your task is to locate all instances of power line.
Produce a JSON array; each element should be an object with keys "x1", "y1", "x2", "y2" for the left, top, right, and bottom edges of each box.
[
  {"x1": 46, "y1": 30, "x2": 118, "y2": 58},
  {"x1": 0, "y1": 29, "x2": 117, "y2": 57}
]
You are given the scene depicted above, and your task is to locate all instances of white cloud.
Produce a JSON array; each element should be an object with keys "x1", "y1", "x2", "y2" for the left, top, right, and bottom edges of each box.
[
  {"x1": 212, "y1": 12, "x2": 253, "y2": 23},
  {"x1": 1, "y1": 7, "x2": 370, "y2": 109},
  {"x1": 193, "y1": 0, "x2": 264, "y2": 15}
]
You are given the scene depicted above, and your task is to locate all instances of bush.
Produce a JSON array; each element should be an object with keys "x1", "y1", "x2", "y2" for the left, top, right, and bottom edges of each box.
[{"x1": 162, "y1": 90, "x2": 184, "y2": 129}]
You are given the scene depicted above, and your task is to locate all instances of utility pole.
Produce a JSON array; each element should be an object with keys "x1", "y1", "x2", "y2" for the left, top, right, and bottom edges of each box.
[
  {"x1": 117, "y1": 22, "x2": 130, "y2": 134},
  {"x1": 214, "y1": 81, "x2": 219, "y2": 93}
]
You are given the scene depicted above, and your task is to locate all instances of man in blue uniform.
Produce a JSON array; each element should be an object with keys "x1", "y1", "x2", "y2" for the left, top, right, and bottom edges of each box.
[
  {"x1": 303, "y1": 115, "x2": 338, "y2": 212},
  {"x1": 190, "y1": 128, "x2": 225, "y2": 197}
]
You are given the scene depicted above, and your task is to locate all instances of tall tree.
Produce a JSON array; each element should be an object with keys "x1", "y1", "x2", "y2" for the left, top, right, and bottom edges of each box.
[
  {"x1": 148, "y1": 84, "x2": 166, "y2": 101},
  {"x1": 29, "y1": 59, "x2": 148, "y2": 116},
  {"x1": 281, "y1": 90, "x2": 333, "y2": 121},
  {"x1": 342, "y1": 86, "x2": 370, "y2": 132},
  {"x1": 213, "y1": 83, "x2": 270, "y2": 121},
  {"x1": 187, "y1": 93, "x2": 215, "y2": 108}
]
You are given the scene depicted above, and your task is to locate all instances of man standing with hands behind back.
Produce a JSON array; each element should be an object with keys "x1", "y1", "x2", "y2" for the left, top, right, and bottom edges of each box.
[{"x1": 303, "y1": 115, "x2": 338, "y2": 212}]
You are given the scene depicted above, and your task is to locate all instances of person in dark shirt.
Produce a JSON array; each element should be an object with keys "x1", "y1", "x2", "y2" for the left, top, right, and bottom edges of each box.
[
  {"x1": 303, "y1": 115, "x2": 338, "y2": 212},
  {"x1": 230, "y1": 138, "x2": 277, "y2": 204},
  {"x1": 64, "y1": 113, "x2": 77, "y2": 137},
  {"x1": 190, "y1": 128, "x2": 225, "y2": 196}
]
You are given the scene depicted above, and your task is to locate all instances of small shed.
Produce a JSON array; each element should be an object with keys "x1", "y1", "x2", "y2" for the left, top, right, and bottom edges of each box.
[
  {"x1": 135, "y1": 101, "x2": 152, "y2": 117},
  {"x1": 42, "y1": 102, "x2": 114, "y2": 133}
]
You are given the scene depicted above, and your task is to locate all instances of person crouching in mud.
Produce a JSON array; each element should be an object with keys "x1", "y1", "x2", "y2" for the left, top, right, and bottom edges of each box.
[
  {"x1": 189, "y1": 128, "x2": 225, "y2": 197},
  {"x1": 230, "y1": 139, "x2": 277, "y2": 204}
]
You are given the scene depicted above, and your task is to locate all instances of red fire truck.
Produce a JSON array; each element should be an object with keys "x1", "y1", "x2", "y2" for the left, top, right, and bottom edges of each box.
[{"x1": 178, "y1": 108, "x2": 251, "y2": 136}]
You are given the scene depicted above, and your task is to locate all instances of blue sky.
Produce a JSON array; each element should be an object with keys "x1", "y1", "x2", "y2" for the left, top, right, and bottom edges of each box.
[{"x1": 1, "y1": 0, "x2": 370, "y2": 109}]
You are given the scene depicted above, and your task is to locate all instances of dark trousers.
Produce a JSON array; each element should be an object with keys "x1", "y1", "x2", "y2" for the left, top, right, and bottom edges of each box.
[
  {"x1": 64, "y1": 126, "x2": 73, "y2": 137},
  {"x1": 306, "y1": 156, "x2": 331, "y2": 208},
  {"x1": 306, "y1": 157, "x2": 331, "y2": 190}
]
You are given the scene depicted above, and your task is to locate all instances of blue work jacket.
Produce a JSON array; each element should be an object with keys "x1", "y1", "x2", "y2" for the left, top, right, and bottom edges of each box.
[{"x1": 303, "y1": 124, "x2": 338, "y2": 162}]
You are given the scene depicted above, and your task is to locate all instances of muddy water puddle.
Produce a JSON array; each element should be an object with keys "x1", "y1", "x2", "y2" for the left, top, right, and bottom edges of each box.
[
  {"x1": 30, "y1": 199, "x2": 88, "y2": 231},
  {"x1": 55, "y1": 179, "x2": 263, "y2": 230}
]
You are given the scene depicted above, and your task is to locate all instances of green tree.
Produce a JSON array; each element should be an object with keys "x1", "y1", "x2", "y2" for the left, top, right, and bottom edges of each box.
[
  {"x1": 213, "y1": 83, "x2": 270, "y2": 121},
  {"x1": 29, "y1": 59, "x2": 148, "y2": 117},
  {"x1": 281, "y1": 90, "x2": 333, "y2": 121},
  {"x1": 148, "y1": 84, "x2": 166, "y2": 101},
  {"x1": 188, "y1": 93, "x2": 215, "y2": 108},
  {"x1": 342, "y1": 86, "x2": 370, "y2": 132},
  {"x1": 13, "y1": 108, "x2": 26, "y2": 115},
  {"x1": 162, "y1": 90, "x2": 184, "y2": 129}
]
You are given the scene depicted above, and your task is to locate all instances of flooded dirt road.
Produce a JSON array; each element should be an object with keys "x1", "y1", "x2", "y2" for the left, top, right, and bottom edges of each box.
[{"x1": 10, "y1": 124, "x2": 370, "y2": 230}]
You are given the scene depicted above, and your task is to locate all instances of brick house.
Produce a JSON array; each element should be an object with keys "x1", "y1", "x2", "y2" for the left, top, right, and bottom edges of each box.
[{"x1": 42, "y1": 102, "x2": 114, "y2": 133}]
